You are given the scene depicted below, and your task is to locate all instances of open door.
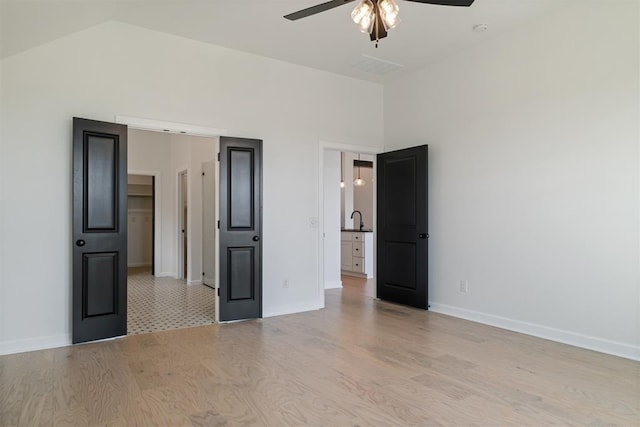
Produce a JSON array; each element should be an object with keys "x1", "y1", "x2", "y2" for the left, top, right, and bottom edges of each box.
[
  {"x1": 72, "y1": 117, "x2": 128, "y2": 343},
  {"x1": 202, "y1": 160, "x2": 216, "y2": 289},
  {"x1": 376, "y1": 145, "x2": 429, "y2": 309},
  {"x1": 219, "y1": 137, "x2": 262, "y2": 321}
]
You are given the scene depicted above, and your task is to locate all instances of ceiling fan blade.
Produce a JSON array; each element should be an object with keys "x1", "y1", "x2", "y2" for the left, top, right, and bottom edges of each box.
[
  {"x1": 403, "y1": 0, "x2": 475, "y2": 6},
  {"x1": 284, "y1": 0, "x2": 356, "y2": 21}
]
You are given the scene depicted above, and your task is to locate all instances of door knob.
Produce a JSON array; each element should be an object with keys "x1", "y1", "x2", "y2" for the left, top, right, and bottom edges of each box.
[
  {"x1": 418, "y1": 233, "x2": 428, "y2": 239},
  {"x1": 76, "y1": 239, "x2": 86, "y2": 247},
  {"x1": 252, "y1": 235, "x2": 260, "y2": 242}
]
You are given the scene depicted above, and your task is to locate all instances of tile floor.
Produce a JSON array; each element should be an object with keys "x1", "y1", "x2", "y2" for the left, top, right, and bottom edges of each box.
[{"x1": 127, "y1": 268, "x2": 215, "y2": 335}]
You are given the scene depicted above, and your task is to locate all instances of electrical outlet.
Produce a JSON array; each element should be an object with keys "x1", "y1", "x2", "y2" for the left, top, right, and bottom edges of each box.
[
  {"x1": 283, "y1": 278, "x2": 290, "y2": 289},
  {"x1": 459, "y1": 279, "x2": 468, "y2": 293}
]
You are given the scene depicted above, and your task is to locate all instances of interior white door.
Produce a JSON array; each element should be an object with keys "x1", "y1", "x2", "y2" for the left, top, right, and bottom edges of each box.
[{"x1": 202, "y1": 160, "x2": 216, "y2": 288}]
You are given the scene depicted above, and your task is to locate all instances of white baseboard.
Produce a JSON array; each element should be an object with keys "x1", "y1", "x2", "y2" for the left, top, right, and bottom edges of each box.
[
  {"x1": 429, "y1": 302, "x2": 640, "y2": 361},
  {"x1": 263, "y1": 300, "x2": 323, "y2": 318},
  {"x1": 0, "y1": 333, "x2": 71, "y2": 356},
  {"x1": 324, "y1": 279, "x2": 343, "y2": 290},
  {"x1": 187, "y1": 279, "x2": 202, "y2": 286},
  {"x1": 127, "y1": 262, "x2": 152, "y2": 268},
  {"x1": 154, "y1": 272, "x2": 173, "y2": 278}
]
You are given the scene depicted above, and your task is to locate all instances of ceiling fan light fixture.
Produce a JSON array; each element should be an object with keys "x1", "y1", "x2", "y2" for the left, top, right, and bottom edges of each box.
[
  {"x1": 284, "y1": 0, "x2": 476, "y2": 46},
  {"x1": 378, "y1": 0, "x2": 400, "y2": 30},
  {"x1": 351, "y1": 0, "x2": 375, "y2": 33}
]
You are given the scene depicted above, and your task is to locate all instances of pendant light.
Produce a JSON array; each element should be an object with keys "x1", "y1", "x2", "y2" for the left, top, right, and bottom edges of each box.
[
  {"x1": 354, "y1": 153, "x2": 366, "y2": 186},
  {"x1": 340, "y1": 152, "x2": 345, "y2": 188}
]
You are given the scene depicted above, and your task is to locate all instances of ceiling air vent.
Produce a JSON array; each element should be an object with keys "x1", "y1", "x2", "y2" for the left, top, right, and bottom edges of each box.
[{"x1": 351, "y1": 54, "x2": 404, "y2": 76}]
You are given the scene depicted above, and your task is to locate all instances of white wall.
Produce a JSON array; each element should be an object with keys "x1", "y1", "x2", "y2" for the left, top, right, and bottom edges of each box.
[
  {"x1": 0, "y1": 21, "x2": 383, "y2": 354},
  {"x1": 323, "y1": 150, "x2": 342, "y2": 289},
  {"x1": 129, "y1": 174, "x2": 153, "y2": 186},
  {"x1": 0, "y1": 57, "x2": 5, "y2": 350},
  {"x1": 353, "y1": 154, "x2": 374, "y2": 230},
  {"x1": 385, "y1": 2, "x2": 640, "y2": 359}
]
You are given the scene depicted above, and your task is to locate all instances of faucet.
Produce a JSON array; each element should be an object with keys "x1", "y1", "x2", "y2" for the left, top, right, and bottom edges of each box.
[{"x1": 350, "y1": 210, "x2": 364, "y2": 231}]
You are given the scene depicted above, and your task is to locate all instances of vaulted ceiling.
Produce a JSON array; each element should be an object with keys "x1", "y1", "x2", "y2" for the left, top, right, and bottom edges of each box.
[{"x1": 1, "y1": 0, "x2": 572, "y2": 82}]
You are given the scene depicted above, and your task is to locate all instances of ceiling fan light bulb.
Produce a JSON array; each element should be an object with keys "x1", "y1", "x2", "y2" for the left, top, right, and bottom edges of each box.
[
  {"x1": 351, "y1": 0, "x2": 372, "y2": 23},
  {"x1": 383, "y1": 14, "x2": 400, "y2": 30},
  {"x1": 379, "y1": 0, "x2": 399, "y2": 15},
  {"x1": 351, "y1": 0, "x2": 375, "y2": 31},
  {"x1": 359, "y1": 14, "x2": 375, "y2": 33},
  {"x1": 379, "y1": 0, "x2": 400, "y2": 30}
]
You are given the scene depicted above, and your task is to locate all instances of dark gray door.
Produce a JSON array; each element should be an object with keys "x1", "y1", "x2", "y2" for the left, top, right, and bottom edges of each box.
[
  {"x1": 377, "y1": 145, "x2": 429, "y2": 309},
  {"x1": 72, "y1": 117, "x2": 128, "y2": 343},
  {"x1": 219, "y1": 137, "x2": 262, "y2": 321}
]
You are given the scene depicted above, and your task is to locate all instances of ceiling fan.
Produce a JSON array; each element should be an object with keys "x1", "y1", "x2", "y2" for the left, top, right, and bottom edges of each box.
[{"x1": 285, "y1": 0, "x2": 475, "y2": 47}]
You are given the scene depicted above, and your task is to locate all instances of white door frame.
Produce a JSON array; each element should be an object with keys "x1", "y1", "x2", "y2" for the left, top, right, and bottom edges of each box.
[
  {"x1": 117, "y1": 115, "x2": 225, "y2": 322},
  {"x1": 317, "y1": 141, "x2": 383, "y2": 309}
]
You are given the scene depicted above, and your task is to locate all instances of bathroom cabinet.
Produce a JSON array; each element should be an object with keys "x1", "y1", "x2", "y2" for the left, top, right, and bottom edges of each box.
[{"x1": 340, "y1": 231, "x2": 373, "y2": 278}]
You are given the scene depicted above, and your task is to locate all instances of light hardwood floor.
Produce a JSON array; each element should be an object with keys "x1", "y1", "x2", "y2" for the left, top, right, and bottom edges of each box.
[{"x1": 1, "y1": 276, "x2": 638, "y2": 426}]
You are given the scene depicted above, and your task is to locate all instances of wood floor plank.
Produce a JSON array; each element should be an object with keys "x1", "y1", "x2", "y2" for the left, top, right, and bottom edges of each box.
[{"x1": 1, "y1": 276, "x2": 638, "y2": 426}]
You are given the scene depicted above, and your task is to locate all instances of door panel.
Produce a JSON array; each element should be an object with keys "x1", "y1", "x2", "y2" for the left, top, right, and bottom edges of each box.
[
  {"x1": 229, "y1": 150, "x2": 254, "y2": 229},
  {"x1": 83, "y1": 252, "x2": 118, "y2": 317},
  {"x1": 73, "y1": 117, "x2": 128, "y2": 343},
  {"x1": 228, "y1": 247, "x2": 254, "y2": 300},
  {"x1": 383, "y1": 156, "x2": 416, "y2": 227},
  {"x1": 86, "y1": 136, "x2": 118, "y2": 230},
  {"x1": 377, "y1": 145, "x2": 428, "y2": 309},
  {"x1": 219, "y1": 137, "x2": 262, "y2": 321}
]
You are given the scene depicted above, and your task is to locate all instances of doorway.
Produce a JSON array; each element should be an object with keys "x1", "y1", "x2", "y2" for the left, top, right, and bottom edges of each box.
[
  {"x1": 127, "y1": 174, "x2": 154, "y2": 274},
  {"x1": 319, "y1": 144, "x2": 382, "y2": 308},
  {"x1": 126, "y1": 128, "x2": 218, "y2": 335},
  {"x1": 178, "y1": 170, "x2": 188, "y2": 280},
  {"x1": 320, "y1": 144, "x2": 430, "y2": 310},
  {"x1": 72, "y1": 117, "x2": 265, "y2": 343}
]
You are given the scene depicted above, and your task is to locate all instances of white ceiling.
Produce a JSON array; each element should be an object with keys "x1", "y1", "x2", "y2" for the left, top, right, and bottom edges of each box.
[{"x1": 1, "y1": 0, "x2": 572, "y2": 82}]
